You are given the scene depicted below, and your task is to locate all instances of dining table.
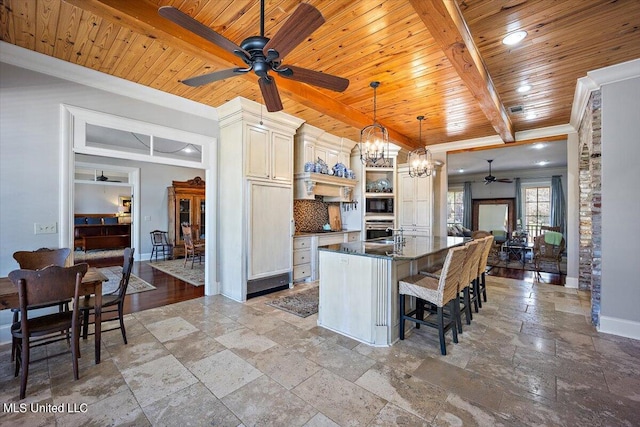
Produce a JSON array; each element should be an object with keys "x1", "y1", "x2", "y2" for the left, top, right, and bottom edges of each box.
[{"x1": 0, "y1": 267, "x2": 108, "y2": 364}]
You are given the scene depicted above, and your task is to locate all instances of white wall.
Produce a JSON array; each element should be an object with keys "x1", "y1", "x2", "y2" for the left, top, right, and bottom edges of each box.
[
  {"x1": 599, "y1": 76, "x2": 640, "y2": 337},
  {"x1": 75, "y1": 183, "x2": 130, "y2": 214}
]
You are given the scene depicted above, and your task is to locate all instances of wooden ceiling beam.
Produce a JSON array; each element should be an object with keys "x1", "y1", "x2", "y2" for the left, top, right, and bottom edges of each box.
[
  {"x1": 63, "y1": 0, "x2": 415, "y2": 149},
  {"x1": 409, "y1": 0, "x2": 515, "y2": 142}
]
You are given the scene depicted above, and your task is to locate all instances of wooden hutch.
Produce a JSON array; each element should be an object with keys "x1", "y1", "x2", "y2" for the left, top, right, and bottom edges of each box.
[{"x1": 168, "y1": 177, "x2": 205, "y2": 258}]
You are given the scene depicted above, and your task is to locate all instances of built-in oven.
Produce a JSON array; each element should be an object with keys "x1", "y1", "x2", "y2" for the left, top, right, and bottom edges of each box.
[
  {"x1": 365, "y1": 197, "x2": 394, "y2": 214},
  {"x1": 365, "y1": 219, "x2": 395, "y2": 240}
]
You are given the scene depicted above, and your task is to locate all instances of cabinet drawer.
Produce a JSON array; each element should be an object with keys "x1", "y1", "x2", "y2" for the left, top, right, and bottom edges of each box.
[
  {"x1": 318, "y1": 234, "x2": 345, "y2": 246},
  {"x1": 293, "y1": 249, "x2": 311, "y2": 265},
  {"x1": 294, "y1": 237, "x2": 312, "y2": 249},
  {"x1": 293, "y1": 263, "x2": 311, "y2": 280},
  {"x1": 347, "y1": 232, "x2": 360, "y2": 242}
]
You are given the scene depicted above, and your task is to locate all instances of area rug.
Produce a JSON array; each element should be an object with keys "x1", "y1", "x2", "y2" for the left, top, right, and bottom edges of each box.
[
  {"x1": 75, "y1": 249, "x2": 124, "y2": 262},
  {"x1": 147, "y1": 259, "x2": 204, "y2": 286},
  {"x1": 487, "y1": 253, "x2": 566, "y2": 274},
  {"x1": 97, "y1": 266, "x2": 156, "y2": 294},
  {"x1": 266, "y1": 287, "x2": 319, "y2": 318}
]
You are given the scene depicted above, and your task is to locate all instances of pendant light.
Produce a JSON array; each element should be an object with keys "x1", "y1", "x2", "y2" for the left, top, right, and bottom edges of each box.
[
  {"x1": 407, "y1": 116, "x2": 434, "y2": 178},
  {"x1": 358, "y1": 81, "x2": 389, "y2": 166}
]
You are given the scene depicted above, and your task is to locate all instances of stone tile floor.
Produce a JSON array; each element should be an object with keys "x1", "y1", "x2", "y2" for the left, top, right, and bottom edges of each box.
[{"x1": 1, "y1": 276, "x2": 639, "y2": 426}]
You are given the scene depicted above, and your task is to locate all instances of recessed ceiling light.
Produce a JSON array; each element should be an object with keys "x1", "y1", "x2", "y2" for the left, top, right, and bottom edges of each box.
[
  {"x1": 526, "y1": 112, "x2": 537, "y2": 120},
  {"x1": 533, "y1": 143, "x2": 545, "y2": 149},
  {"x1": 183, "y1": 146, "x2": 193, "y2": 153},
  {"x1": 537, "y1": 160, "x2": 549, "y2": 166},
  {"x1": 517, "y1": 84, "x2": 531, "y2": 93},
  {"x1": 502, "y1": 30, "x2": 527, "y2": 45},
  {"x1": 458, "y1": 169, "x2": 465, "y2": 173}
]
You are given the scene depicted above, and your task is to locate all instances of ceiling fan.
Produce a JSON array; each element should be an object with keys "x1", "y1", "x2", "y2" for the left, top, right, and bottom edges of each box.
[
  {"x1": 158, "y1": 1, "x2": 349, "y2": 112},
  {"x1": 95, "y1": 171, "x2": 120, "y2": 183},
  {"x1": 484, "y1": 160, "x2": 513, "y2": 184}
]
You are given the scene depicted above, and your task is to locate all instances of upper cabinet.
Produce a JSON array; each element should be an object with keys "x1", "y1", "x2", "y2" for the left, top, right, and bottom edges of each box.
[
  {"x1": 245, "y1": 124, "x2": 293, "y2": 183},
  {"x1": 294, "y1": 124, "x2": 357, "y2": 201}
]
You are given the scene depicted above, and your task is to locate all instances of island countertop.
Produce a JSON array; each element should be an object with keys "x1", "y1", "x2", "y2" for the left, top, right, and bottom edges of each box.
[{"x1": 317, "y1": 236, "x2": 465, "y2": 261}]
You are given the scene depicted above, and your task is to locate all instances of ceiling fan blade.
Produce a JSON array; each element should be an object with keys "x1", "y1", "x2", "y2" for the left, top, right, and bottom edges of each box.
[
  {"x1": 259, "y1": 77, "x2": 283, "y2": 112},
  {"x1": 278, "y1": 65, "x2": 349, "y2": 92},
  {"x1": 158, "y1": 6, "x2": 249, "y2": 58},
  {"x1": 263, "y1": 3, "x2": 324, "y2": 60},
  {"x1": 496, "y1": 179, "x2": 513, "y2": 183},
  {"x1": 181, "y1": 68, "x2": 246, "y2": 87}
]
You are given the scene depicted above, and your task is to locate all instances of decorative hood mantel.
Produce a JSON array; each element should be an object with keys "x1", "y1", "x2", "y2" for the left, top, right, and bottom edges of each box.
[{"x1": 294, "y1": 172, "x2": 356, "y2": 202}]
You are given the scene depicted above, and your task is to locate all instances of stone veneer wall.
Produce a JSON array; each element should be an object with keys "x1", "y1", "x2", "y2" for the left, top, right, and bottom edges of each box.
[{"x1": 578, "y1": 90, "x2": 602, "y2": 326}]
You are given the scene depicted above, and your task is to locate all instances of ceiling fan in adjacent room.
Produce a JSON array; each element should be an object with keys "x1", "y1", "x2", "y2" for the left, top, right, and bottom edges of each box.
[
  {"x1": 158, "y1": 0, "x2": 349, "y2": 112},
  {"x1": 484, "y1": 160, "x2": 513, "y2": 184}
]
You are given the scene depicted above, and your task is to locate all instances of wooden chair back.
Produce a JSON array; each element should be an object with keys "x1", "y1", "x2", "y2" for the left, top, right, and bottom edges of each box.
[
  {"x1": 115, "y1": 247, "x2": 135, "y2": 298},
  {"x1": 9, "y1": 264, "x2": 88, "y2": 309},
  {"x1": 13, "y1": 248, "x2": 71, "y2": 270}
]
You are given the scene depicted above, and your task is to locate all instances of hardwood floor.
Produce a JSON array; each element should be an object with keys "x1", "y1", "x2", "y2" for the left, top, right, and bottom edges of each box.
[{"x1": 90, "y1": 257, "x2": 564, "y2": 316}]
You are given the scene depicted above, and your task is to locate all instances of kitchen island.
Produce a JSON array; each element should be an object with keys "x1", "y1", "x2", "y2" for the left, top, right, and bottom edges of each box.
[{"x1": 317, "y1": 236, "x2": 465, "y2": 346}]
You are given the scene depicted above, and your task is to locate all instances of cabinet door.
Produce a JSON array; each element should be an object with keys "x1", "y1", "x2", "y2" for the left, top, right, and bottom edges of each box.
[
  {"x1": 176, "y1": 196, "x2": 193, "y2": 246},
  {"x1": 246, "y1": 125, "x2": 270, "y2": 179},
  {"x1": 248, "y1": 183, "x2": 292, "y2": 278},
  {"x1": 195, "y1": 196, "x2": 206, "y2": 240},
  {"x1": 399, "y1": 172, "x2": 416, "y2": 226},
  {"x1": 415, "y1": 177, "x2": 431, "y2": 228},
  {"x1": 271, "y1": 131, "x2": 293, "y2": 183}
]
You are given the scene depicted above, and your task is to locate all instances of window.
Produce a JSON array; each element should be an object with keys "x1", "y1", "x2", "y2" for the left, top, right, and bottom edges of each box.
[
  {"x1": 447, "y1": 189, "x2": 464, "y2": 226},
  {"x1": 524, "y1": 186, "x2": 550, "y2": 237}
]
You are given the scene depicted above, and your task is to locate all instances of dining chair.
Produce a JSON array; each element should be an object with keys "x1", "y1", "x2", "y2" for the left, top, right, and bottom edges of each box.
[
  {"x1": 79, "y1": 247, "x2": 135, "y2": 345},
  {"x1": 399, "y1": 245, "x2": 467, "y2": 355},
  {"x1": 9, "y1": 263, "x2": 88, "y2": 399},
  {"x1": 10, "y1": 247, "x2": 72, "y2": 362},
  {"x1": 533, "y1": 232, "x2": 565, "y2": 275},
  {"x1": 476, "y1": 235, "x2": 494, "y2": 304},
  {"x1": 181, "y1": 223, "x2": 204, "y2": 268},
  {"x1": 149, "y1": 230, "x2": 172, "y2": 261}
]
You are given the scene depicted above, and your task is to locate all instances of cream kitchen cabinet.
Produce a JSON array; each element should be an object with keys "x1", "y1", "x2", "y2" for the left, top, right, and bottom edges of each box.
[
  {"x1": 398, "y1": 166, "x2": 433, "y2": 237},
  {"x1": 293, "y1": 236, "x2": 312, "y2": 282},
  {"x1": 245, "y1": 124, "x2": 293, "y2": 183},
  {"x1": 218, "y1": 98, "x2": 304, "y2": 301},
  {"x1": 294, "y1": 123, "x2": 354, "y2": 174}
]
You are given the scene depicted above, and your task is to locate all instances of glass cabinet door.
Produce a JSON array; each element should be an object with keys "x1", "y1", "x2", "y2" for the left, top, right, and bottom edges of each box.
[
  {"x1": 179, "y1": 197, "x2": 192, "y2": 240},
  {"x1": 198, "y1": 198, "x2": 205, "y2": 240}
]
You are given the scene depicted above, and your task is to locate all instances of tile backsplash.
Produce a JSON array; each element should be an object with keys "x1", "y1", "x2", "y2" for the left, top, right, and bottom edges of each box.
[{"x1": 294, "y1": 199, "x2": 333, "y2": 232}]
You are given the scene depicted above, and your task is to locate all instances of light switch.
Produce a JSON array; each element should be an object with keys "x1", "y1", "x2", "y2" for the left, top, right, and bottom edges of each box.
[{"x1": 34, "y1": 222, "x2": 57, "y2": 234}]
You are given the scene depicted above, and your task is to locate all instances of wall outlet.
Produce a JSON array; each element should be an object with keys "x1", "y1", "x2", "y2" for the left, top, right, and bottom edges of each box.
[{"x1": 34, "y1": 222, "x2": 58, "y2": 234}]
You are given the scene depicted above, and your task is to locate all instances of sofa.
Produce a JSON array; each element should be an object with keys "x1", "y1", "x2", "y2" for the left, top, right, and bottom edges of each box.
[{"x1": 447, "y1": 224, "x2": 472, "y2": 238}]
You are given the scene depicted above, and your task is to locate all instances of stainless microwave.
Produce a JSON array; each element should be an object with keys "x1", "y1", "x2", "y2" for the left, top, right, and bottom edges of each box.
[{"x1": 365, "y1": 197, "x2": 394, "y2": 214}]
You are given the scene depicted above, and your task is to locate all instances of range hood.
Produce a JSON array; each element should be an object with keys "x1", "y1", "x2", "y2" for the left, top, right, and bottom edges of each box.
[{"x1": 294, "y1": 172, "x2": 357, "y2": 202}]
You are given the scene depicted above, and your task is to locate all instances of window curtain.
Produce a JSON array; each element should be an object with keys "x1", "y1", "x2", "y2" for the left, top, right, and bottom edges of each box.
[
  {"x1": 514, "y1": 178, "x2": 523, "y2": 228},
  {"x1": 463, "y1": 181, "x2": 472, "y2": 229},
  {"x1": 550, "y1": 175, "x2": 566, "y2": 235}
]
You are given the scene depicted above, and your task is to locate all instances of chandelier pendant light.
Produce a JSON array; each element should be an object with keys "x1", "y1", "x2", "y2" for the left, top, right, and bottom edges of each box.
[
  {"x1": 407, "y1": 115, "x2": 434, "y2": 178},
  {"x1": 359, "y1": 81, "x2": 390, "y2": 166}
]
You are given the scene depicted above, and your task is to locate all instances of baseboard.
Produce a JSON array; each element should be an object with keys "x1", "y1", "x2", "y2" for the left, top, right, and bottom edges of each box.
[
  {"x1": 598, "y1": 315, "x2": 640, "y2": 340},
  {"x1": 565, "y1": 276, "x2": 579, "y2": 288}
]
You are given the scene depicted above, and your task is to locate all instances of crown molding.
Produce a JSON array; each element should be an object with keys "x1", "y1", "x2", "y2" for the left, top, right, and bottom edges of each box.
[
  {"x1": 570, "y1": 58, "x2": 640, "y2": 129},
  {"x1": 0, "y1": 41, "x2": 218, "y2": 120}
]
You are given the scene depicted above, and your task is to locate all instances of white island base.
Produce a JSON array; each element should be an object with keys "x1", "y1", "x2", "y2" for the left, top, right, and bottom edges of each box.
[{"x1": 317, "y1": 237, "x2": 463, "y2": 346}]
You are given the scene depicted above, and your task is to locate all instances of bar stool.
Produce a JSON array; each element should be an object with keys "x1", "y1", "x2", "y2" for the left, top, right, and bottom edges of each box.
[
  {"x1": 476, "y1": 235, "x2": 494, "y2": 305},
  {"x1": 399, "y1": 245, "x2": 467, "y2": 355}
]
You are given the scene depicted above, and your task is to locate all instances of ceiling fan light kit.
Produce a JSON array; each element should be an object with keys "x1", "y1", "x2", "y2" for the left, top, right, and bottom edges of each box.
[
  {"x1": 158, "y1": 1, "x2": 349, "y2": 113},
  {"x1": 359, "y1": 81, "x2": 390, "y2": 166},
  {"x1": 408, "y1": 116, "x2": 434, "y2": 178}
]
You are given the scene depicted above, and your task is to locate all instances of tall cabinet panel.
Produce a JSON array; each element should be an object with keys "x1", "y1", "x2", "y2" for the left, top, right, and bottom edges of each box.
[
  {"x1": 397, "y1": 166, "x2": 433, "y2": 237},
  {"x1": 218, "y1": 98, "x2": 304, "y2": 302}
]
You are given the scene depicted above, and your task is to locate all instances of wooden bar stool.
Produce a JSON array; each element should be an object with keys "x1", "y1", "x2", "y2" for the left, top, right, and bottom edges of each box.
[{"x1": 399, "y1": 245, "x2": 467, "y2": 355}]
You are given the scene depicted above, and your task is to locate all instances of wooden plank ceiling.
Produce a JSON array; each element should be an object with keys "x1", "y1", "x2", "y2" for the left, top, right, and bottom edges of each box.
[{"x1": 1, "y1": 0, "x2": 639, "y2": 151}]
